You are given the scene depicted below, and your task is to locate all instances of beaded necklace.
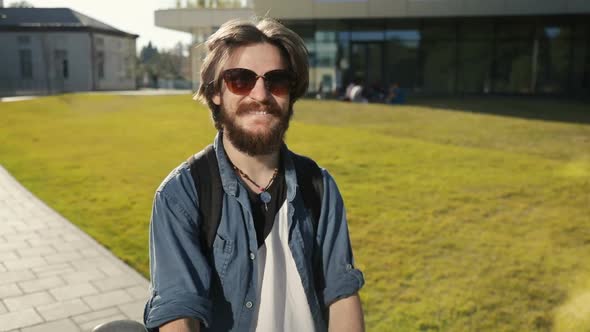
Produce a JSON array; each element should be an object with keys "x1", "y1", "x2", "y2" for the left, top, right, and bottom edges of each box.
[{"x1": 233, "y1": 165, "x2": 279, "y2": 211}]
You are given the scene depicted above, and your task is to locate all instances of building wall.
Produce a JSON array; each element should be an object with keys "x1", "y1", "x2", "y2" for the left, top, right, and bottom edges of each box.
[
  {"x1": 0, "y1": 32, "x2": 94, "y2": 96},
  {"x1": 93, "y1": 34, "x2": 136, "y2": 91},
  {"x1": 253, "y1": 0, "x2": 590, "y2": 19}
]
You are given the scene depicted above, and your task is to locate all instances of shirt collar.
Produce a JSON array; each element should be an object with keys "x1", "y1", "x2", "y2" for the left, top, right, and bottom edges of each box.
[{"x1": 213, "y1": 132, "x2": 297, "y2": 202}]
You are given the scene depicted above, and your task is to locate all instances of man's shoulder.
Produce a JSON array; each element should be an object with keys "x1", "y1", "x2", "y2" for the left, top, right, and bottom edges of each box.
[
  {"x1": 155, "y1": 158, "x2": 195, "y2": 200},
  {"x1": 289, "y1": 150, "x2": 319, "y2": 167},
  {"x1": 286, "y1": 149, "x2": 328, "y2": 178}
]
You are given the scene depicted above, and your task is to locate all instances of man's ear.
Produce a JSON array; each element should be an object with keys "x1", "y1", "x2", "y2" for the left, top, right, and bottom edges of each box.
[{"x1": 212, "y1": 93, "x2": 221, "y2": 106}]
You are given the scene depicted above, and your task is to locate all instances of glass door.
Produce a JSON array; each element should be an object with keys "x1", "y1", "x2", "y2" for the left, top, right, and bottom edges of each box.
[{"x1": 350, "y1": 42, "x2": 384, "y2": 100}]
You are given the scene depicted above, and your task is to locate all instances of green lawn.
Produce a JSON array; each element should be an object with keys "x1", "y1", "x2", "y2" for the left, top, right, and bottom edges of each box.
[{"x1": 1, "y1": 94, "x2": 589, "y2": 331}]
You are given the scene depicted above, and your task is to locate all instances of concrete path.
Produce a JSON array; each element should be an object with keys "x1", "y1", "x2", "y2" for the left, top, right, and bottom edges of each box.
[{"x1": 0, "y1": 166, "x2": 150, "y2": 332}]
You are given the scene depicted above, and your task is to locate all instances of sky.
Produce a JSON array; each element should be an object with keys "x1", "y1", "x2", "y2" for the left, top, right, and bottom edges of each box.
[{"x1": 6, "y1": 0, "x2": 193, "y2": 51}]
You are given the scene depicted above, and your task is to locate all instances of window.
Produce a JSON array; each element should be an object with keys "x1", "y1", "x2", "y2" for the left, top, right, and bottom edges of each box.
[
  {"x1": 54, "y1": 50, "x2": 69, "y2": 79},
  {"x1": 494, "y1": 40, "x2": 533, "y2": 93},
  {"x1": 422, "y1": 23, "x2": 455, "y2": 41},
  {"x1": 535, "y1": 26, "x2": 572, "y2": 93},
  {"x1": 97, "y1": 51, "x2": 105, "y2": 79},
  {"x1": 421, "y1": 39, "x2": 456, "y2": 92},
  {"x1": 572, "y1": 38, "x2": 590, "y2": 94},
  {"x1": 386, "y1": 39, "x2": 419, "y2": 90},
  {"x1": 459, "y1": 20, "x2": 493, "y2": 41},
  {"x1": 19, "y1": 49, "x2": 33, "y2": 79},
  {"x1": 17, "y1": 35, "x2": 31, "y2": 45},
  {"x1": 496, "y1": 22, "x2": 535, "y2": 40},
  {"x1": 458, "y1": 40, "x2": 493, "y2": 93},
  {"x1": 63, "y1": 59, "x2": 69, "y2": 79}
]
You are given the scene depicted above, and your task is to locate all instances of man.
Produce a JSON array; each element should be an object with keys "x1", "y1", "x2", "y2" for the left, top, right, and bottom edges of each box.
[{"x1": 144, "y1": 17, "x2": 365, "y2": 332}]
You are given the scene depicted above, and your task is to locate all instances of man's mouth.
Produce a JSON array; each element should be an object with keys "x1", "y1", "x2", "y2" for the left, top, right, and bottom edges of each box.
[
  {"x1": 238, "y1": 108, "x2": 278, "y2": 117},
  {"x1": 236, "y1": 101, "x2": 280, "y2": 118},
  {"x1": 248, "y1": 111, "x2": 271, "y2": 115}
]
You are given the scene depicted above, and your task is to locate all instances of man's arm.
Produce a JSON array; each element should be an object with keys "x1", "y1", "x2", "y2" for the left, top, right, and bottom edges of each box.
[
  {"x1": 144, "y1": 177, "x2": 213, "y2": 329},
  {"x1": 314, "y1": 171, "x2": 365, "y2": 330},
  {"x1": 328, "y1": 293, "x2": 365, "y2": 332},
  {"x1": 160, "y1": 318, "x2": 200, "y2": 332}
]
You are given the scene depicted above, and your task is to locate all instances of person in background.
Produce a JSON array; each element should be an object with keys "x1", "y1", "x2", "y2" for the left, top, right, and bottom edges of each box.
[
  {"x1": 343, "y1": 79, "x2": 356, "y2": 101},
  {"x1": 349, "y1": 79, "x2": 367, "y2": 103},
  {"x1": 386, "y1": 82, "x2": 406, "y2": 104}
]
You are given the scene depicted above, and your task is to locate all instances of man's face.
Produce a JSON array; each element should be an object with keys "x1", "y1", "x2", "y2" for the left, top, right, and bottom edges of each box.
[{"x1": 212, "y1": 42, "x2": 292, "y2": 156}]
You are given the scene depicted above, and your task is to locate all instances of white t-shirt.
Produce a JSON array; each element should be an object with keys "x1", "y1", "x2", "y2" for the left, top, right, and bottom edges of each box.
[
  {"x1": 251, "y1": 200, "x2": 316, "y2": 332},
  {"x1": 350, "y1": 85, "x2": 364, "y2": 102}
]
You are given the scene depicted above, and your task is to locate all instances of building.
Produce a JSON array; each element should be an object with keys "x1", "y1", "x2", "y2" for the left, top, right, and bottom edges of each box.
[
  {"x1": 0, "y1": 7, "x2": 138, "y2": 97},
  {"x1": 155, "y1": 0, "x2": 590, "y2": 98}
]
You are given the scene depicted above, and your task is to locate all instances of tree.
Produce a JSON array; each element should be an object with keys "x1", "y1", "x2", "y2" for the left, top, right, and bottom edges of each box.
[
  {"x1": 9, "y1": 1, "x2": 34, "y2": 7},
  {"x1": 137, "y1": 41, "x2": 191, "y2": 88}
]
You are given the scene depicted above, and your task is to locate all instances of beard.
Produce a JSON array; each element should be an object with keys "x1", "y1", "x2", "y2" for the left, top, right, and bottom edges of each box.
[{"x1": 219, "y1": 100, "x2": 292, "y2": 156}]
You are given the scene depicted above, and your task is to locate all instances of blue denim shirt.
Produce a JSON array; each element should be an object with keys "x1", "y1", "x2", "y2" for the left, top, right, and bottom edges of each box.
[{"x1": 144, "y1": 134, "x2": 364, "y2": 331}]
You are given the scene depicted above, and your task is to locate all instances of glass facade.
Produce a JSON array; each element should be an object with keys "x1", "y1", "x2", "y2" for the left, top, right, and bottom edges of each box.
[
  {"x1": 287, "y1": 15, "x2": 590, "y2": 97},
  {"x1": 421, "y1": 22, "x2": 456, "y2": 93},
  {"x1": 158, "y1": 0, "x2": 251, "y2": 9}
]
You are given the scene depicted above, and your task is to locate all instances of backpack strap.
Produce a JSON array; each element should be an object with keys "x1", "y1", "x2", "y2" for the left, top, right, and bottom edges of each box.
[
  {"x1": 291, "y1": 151, "x2": 324, "y2": 234},
  {"x1": 291, "y1": 151, "x2": 327, "y2": 318},
  {"x1": 187, "y1": 144, "x2": 223, "y2": 256},
  {"x1": 188, "y1": 146, "x2": 325, "y2": 257}
]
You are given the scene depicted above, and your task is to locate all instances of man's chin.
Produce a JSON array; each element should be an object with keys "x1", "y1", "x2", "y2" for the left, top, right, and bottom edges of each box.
[{"x1": 225, "y1": 127, "x2": 285, "y2": 156}]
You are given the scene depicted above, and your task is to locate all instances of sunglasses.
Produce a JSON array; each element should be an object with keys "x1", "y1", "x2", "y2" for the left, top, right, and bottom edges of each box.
[{"x1": 219, "y1": 68, "x2": 296, "y2": 96}]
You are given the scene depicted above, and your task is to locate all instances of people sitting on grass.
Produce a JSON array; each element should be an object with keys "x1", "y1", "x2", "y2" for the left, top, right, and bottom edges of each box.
[
  {"x1": 349, "y1": 79, "x2": 367, "y2": 103},
  {"x1": 386, "y1": 82, "x2": 406, "y2": 104},
  {"x1": 341, "y1": 80, "x2": 406, "y2": 104}
]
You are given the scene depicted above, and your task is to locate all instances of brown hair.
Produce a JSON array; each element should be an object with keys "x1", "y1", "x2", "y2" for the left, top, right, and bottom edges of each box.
[{"x1": 193, "y1": 17, "x2": 309, "y2": 129}]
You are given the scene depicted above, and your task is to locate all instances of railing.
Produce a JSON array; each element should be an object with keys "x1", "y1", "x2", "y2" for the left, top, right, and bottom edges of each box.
[{"x1": 158, "y1": 0, "x2": 253, "y2": 9}]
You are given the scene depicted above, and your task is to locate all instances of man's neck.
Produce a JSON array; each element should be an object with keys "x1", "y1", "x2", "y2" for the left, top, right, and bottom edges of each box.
[{"x1": 222, "y1": 132, "x2": 281, "y2": 189}]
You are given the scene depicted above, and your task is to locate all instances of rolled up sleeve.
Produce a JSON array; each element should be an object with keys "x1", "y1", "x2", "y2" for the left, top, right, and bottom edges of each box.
[
  {"x1": 144, "y1": 174, "x2": 212, "y2": 330},
  {"x1": 318, "y1": 171, "x2": 365, "y2": 306}
]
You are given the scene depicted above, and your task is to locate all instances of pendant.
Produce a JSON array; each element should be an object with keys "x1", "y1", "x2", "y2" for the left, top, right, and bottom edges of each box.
[
  {"x1": 260, "y1": 191, "x2": 271, "y2": 204},
  {"x1": 260, "y1": 191, "x2": 271, "y2": 211}
]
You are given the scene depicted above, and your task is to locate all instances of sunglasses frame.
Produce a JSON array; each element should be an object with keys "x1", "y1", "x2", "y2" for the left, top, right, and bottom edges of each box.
[{"x1": 216, "y1": 68, "x2": 296, "y2": 97}]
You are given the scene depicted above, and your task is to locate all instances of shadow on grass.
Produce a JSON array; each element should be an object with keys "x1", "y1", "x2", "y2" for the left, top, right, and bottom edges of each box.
[{"x1": 407, "y1": 96, "x2": 590, "y2": 125}]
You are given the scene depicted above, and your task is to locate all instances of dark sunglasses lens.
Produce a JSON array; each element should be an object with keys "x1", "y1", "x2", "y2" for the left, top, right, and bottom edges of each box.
[
  {"x1": 265, "y1": 70, "x2": 293, "y2": 96},
  {"x1": 224, "y1": 69, "x2": 256, "y2": 95}
]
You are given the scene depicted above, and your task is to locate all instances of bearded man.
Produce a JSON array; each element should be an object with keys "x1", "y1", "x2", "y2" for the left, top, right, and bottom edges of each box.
[{"x1": 144, "y1": 18, "x2": 365, "y2": 332}]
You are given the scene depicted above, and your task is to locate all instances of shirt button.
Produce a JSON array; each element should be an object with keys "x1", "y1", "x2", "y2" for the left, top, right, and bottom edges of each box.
[
  {"x1": 249, "y1": 252, "x2": 255, "y2": 260},
  {"x1": 245, "y1": 301, "x2": 253, "y2": 309},
  {"x1": 346, "y1": 264, "x2": 353, "y2": 271}
]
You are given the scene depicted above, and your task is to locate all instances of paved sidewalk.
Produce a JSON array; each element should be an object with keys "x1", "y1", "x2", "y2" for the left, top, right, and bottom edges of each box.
[{"x1": 0, "y1": 166, "x2": 150, "y2": 332}]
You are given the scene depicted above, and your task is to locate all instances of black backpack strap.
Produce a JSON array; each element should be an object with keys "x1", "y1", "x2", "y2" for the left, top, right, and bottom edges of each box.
[
  {"x1": 189, "y1": 146, "x2": 323, "y2": 252},
  {"x1": 187, "y1": 144, "x2": 223, "y2": 256},
  {"x1": 291, "y1": 151, "x2": 324, "y2": 234},
  {"x1": 291, "y1": 151, "x2": 327, "y2": 320}
]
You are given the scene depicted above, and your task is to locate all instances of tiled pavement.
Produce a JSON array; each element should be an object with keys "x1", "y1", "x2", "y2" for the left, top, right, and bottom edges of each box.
[{"x1": 0, "y1": 166, "x2": 150, "y2": 332}]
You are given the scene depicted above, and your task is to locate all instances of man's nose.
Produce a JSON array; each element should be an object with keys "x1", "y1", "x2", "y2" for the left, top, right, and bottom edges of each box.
[{"x1": 248, "y1": 76, "x2": 271, "y2": 101}]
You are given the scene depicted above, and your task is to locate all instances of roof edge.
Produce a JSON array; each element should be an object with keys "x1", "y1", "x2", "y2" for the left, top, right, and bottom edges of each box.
[{"x1": 0, "y1": 25, "x2": 138, "y2": 38}]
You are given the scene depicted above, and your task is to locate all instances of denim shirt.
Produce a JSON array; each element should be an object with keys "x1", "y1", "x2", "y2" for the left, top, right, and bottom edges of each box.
[{"x1": 144, "y1": 134, "x2": 365, "y2": 331}]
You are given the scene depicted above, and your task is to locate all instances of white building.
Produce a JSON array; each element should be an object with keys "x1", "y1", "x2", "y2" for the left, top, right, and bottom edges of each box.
[
  {"x1": 0, "y1": 7, "x2": 138, "y2": 97},
  {"x1": 155, "y1": 0, "x2": 590, "y2": 97}
]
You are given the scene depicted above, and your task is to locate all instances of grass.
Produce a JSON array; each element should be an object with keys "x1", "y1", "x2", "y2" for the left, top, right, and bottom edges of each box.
[{"x1": 1, "y1": 94, "x2": 589, "y2": 331}]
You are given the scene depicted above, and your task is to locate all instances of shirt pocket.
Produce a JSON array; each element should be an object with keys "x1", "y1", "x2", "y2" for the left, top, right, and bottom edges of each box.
[{"x1": 212, "y1": 233, "x2": 234, "y2": 285}]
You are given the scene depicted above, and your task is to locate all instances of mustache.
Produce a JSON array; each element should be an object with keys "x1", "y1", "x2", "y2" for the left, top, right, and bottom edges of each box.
[{"x1": 236, "y1": 101, "x2": 282, "y2": 117}]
